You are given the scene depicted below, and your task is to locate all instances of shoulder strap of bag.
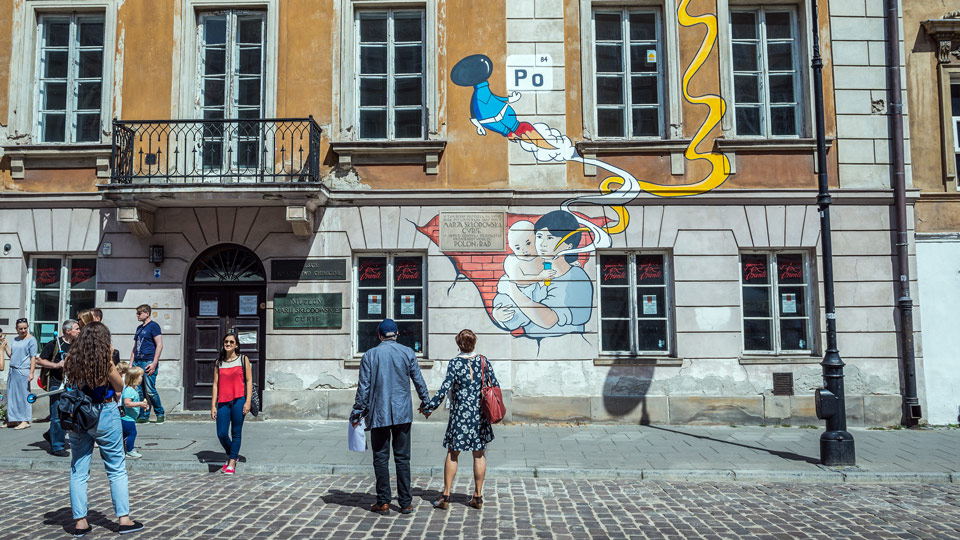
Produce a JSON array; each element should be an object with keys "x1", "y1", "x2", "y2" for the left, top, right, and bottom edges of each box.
[{"x1": 479, "y1": 355, "x2": 488, "y2": 388}]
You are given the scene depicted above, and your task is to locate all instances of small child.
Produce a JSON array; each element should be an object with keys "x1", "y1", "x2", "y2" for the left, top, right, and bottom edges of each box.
[
  {"x1": 121, "y1": 366, "x2": 148, "y2": 459},
  {"x1": 501, "y1": 221, "x2": 555, "y2": 291}
]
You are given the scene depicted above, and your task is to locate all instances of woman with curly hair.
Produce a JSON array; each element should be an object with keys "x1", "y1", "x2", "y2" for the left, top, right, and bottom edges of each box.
[{"x1": 63, "y1": 322, "x2": 144, "y2": 537}]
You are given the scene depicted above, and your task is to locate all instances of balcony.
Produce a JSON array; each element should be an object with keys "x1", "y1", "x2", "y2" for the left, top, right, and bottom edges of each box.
[{"x1": 110, "y1": 117, "x2": 322, "y2": 185}]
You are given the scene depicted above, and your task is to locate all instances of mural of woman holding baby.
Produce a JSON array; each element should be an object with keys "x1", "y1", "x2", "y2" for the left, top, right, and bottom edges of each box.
[{"x1": 492, "y1": 210, "x2": 593, "y2": 338}]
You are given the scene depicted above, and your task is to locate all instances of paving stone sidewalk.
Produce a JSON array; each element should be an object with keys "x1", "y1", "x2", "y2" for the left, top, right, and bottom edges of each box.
[
  {"x1": 1, "y1": 420, "x2": 957, "y2": 483},
  {"x1": 2, "y1": 470, "x2": 959, "y2": 539}
]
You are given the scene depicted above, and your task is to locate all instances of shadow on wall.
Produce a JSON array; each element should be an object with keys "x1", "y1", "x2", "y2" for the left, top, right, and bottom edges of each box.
[{"x1": 602, "y1": 365, "x2": 654, "y2": 424}]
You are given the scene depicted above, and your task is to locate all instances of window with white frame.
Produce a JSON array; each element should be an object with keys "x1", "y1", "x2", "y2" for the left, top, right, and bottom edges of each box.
[
  {"x1": 355, "y1": 254, "x2": 426, "y2": 354},
  {"x1": 952, "y1": 81, "x2": 960, "y2": 176},
  {"x1": 730, "y1": 6, "x2": 802, "y2": 137},
  {"x1": 29, "y1": 257, "x2": 97, "y2": 344},
  {"x1": 598, "y1": 253, "x2": 671, "y2": 354},
  {"x1": 36, "y1": 15, "x2": 105, "y2": 143},
  {"x1": 356, "y1": 9, "x2": 425, "y2": 139},
  {"x1": 740, "y1": 252, "x2": 813, "y2": 353},
  {"x1": 197, "y1": 11, "x2": 266, "y2": 170},
  {"x1": 593, "y1": 8, "x2": 665, "y2": 138}
]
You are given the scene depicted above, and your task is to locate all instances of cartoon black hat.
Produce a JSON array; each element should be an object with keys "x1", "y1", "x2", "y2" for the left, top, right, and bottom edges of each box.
[{"x1": 450, "y1": 54, "x2": 493, "y2": 87}]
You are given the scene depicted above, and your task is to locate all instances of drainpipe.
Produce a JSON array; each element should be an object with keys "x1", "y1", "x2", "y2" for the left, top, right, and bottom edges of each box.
[{"x1": 884, "y1": 0, "x2": 922, "y2": 426}]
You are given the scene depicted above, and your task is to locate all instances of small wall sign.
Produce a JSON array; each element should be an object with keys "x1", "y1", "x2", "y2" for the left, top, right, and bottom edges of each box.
[
  {"x1": 273, "y1": 293, "x2": 342, "y2": 329},
  {"x1": 271, "y1": 259, "x2": 347, "y2": 281}
]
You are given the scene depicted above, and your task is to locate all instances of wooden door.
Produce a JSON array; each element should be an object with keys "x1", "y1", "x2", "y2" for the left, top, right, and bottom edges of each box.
[{"x1": 185, "y1": 286, "x2": 265, "y2": 410}]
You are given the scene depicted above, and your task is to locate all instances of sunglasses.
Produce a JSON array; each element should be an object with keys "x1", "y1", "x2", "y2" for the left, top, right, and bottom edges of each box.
[
  {"x1": 16, "y1": 318, "x2": 28, "y2": 324},
  {"x1": 223, "y1": 340, "x2": 236, "y2": 344}
]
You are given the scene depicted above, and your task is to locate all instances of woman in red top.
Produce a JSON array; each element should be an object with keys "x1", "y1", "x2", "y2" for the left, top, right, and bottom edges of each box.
[{"x1": 210, "y1": 332, "x2": 252, "y2": 474}]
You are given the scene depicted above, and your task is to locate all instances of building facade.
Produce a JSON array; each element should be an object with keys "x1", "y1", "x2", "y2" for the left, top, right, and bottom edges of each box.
[
  {"x1": 904, "y1": 2, "x2": 960, "y2": 425},
  {"x1": 0, "y1": 0, "x2": 919, "y2": 425}
]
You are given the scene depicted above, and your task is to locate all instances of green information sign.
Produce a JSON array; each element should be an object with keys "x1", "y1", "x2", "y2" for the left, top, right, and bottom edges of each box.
[{"x1": 273, "y1": 293, "x2": 342, "y2": 329}]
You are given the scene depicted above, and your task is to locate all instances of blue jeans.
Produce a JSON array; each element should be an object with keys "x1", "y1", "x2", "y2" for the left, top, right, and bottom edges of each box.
[
  {"x1": 69, "y1": 405, "x2": 129, "y2": 520},
  {"x1": 216, "y1": 397, "x2": 246, "y2": 460},
  {"x1": 121, "y1": 419, "x2": 137, "y2": 452},
  {"x1": 47, "y1": 390, "x2": 66, "y2": 451},
  {"x1": 134, "y1": 359, "x2": 164, "y2": 419}
]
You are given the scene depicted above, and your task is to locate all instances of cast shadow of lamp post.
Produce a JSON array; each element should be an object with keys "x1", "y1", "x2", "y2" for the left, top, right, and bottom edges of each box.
[{"x1": 602, "y1": 365, "x2": 654, "y2": 424}]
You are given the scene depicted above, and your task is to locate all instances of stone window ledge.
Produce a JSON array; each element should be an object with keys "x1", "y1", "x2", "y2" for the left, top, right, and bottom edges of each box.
[
  {"x1": 713, "y1": 137, "x2": 834, "y2": 175},
  {"x1": 576, "y1": 139, "x2": 692, "y2": 176},
  {"x1": 330, "y1": 140, "x2": 446, "y2": 175},
  {"x1": 3, "y1": 143, "x2": 111, "y2": 180},
  {"x1": 739, "y1": 355, "x2": 821, "y2": 365},
  {"x1": 594, "y1": 356, "x2": 683, "y2": 367},
  {"x1": 345, "y1": 358, "x2": 434, "y2": 369}
]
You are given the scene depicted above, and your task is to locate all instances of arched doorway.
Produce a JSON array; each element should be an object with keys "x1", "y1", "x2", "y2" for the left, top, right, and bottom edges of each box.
[{"x1": 184, "y1": 244, "x2": 266, "y2": 410}]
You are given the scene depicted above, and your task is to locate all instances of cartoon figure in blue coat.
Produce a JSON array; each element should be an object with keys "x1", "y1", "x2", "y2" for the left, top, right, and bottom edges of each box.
[{"x1": 451, "y1": 54, "x2": 554, "y2": 149}]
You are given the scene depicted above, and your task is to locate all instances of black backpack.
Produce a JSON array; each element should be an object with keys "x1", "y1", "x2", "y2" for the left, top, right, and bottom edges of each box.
[{"x1": 57, "y1": 388, "x2": 102, "y2": 433}]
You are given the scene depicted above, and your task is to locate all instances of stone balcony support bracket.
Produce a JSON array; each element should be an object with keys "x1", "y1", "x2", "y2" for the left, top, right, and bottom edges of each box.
[
  {"x1": 285, "y1": 204, "x2": 315, "y2": 237},
  {"x1": 3, "y1": 144, "x2": 111, "y2": 180},
  {"x1": 117, "y1": 206, "x2": 154, "y2": 237},
  {"x1": 330, "y1": 140, "x2": 447, "y2": 175}
]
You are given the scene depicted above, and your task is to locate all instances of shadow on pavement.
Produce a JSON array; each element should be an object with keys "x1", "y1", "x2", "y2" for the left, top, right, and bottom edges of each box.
[
  {"x1": 193, "y1": 450, "x2": 246, "y2": 472},
  {"x1": 42, "y1": 508, "x2": 111, "y2": 535},
  {"x1": 648, "y1": 425, "x2": 821, "y2": 465},
  {"x1": 321, "y1": 489, "x2": 376, "y2": 509}
]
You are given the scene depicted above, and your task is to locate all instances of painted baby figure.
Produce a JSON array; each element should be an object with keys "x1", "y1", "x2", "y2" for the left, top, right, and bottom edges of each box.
[{"x1": 501, "y1": 221, "x2": 555, "y2": 291}]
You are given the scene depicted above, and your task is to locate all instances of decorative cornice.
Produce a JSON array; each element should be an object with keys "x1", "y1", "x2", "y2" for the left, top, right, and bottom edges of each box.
[{"x1": 922, "y1": 19, "x2": 960, "y2": 63}]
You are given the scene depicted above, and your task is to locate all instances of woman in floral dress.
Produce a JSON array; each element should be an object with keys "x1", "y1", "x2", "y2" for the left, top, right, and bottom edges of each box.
[{"x1": 422, "y1": 329, "x2": 499, "y2": 510}]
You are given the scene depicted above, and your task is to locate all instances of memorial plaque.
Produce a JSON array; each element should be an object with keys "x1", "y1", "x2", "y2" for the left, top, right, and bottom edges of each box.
[
  {"x1": 271, "y1": 259, "x2": 347, "y2": 281},
  {"x1": 273, "y1": 293, "x2": 343, "y2": 329},
  {"x1": 439, "y1": 211, "x2": 506, "y2": 252}
]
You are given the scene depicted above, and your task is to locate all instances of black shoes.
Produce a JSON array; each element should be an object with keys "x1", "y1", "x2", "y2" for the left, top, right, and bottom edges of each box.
[
  {"x1": 50, "y1": 449, "x2": 69, "y2": 457},
  {"x1": 118, "y1": 521, "x2": 144, "y2": 534},
  {"x1": 73, "y1": 526, "x2": 91, "y2": 537}
]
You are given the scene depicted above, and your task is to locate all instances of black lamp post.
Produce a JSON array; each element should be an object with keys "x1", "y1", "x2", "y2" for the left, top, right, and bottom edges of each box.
[{"x1": 810, "y1": 0, "x2": 855, "y2": 466}]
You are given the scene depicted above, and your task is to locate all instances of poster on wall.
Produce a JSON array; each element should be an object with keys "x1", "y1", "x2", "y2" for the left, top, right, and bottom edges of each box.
[
  {"x1": 642, "y1": 295, "x2": 657, "y2": 315},
  {"x1": 238, "y1": 331, "x2": 257, "y2": 345},
  {"x1": 781, "y1": 293, "x2": 797, "y2": 314},
  {"x1": 400, "y1": 294, "x2": 416, "y2": 315},
  {"x1": 199, "y1": 299, "x2": 218, "y2": 317},
  {"x1": 238, "y1": 295, "x2": 258, "y2": 316},
  {"x1": 368, "y1": 294, "x2": 382, "y2": 315}
]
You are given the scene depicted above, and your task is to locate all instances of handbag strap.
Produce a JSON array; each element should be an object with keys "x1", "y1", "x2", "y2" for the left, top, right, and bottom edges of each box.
[{"x1": 479, "y1": 355, "x2": 489, "y2": 389}]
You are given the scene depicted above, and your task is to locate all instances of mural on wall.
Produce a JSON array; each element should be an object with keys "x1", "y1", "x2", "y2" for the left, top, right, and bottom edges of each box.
[{"x1": 417, "y1": 1, "x2": 730, "y2": 341}]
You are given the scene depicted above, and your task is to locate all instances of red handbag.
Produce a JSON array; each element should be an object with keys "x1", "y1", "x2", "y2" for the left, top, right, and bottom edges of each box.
[{"x1": 479, "y1": 355, "x2": 505, "y2": 424}]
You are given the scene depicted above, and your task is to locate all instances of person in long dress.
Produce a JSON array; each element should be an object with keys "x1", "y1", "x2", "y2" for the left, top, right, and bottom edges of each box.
[
  {"x1": 421, "y1": 329, "x2": 499, "y2": 510},
  {"x1": 2, "y1": 318, "x2": 38, "y2": 429}
]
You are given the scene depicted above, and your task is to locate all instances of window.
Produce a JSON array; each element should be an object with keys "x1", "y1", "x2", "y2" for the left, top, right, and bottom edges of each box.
[
  {"x1": 593, "y1": 9, "x2": 665, "y2": 138},
  {"x1": 356, "y1": 9, "x2": 425, "y2": 139},
  {"x1": 36, "y1": 15, "x2": 105, "y2": 143},
  {"x1": 197, "y1": 11, "x2": 266, "y2": 170},
  {"x1": 952, "y1": 81, "x2": 960, "y2": 176},
  {"x1": 29, "y1": 257, "x2": 97, "y2": 344},
  {"x1": 598, "y1": 253, "x2": 671, "y2": 354},
  {"x1": 730, "y1": 7, "x2": 802, "y2": 137},
  {"x1": 355, "y1": 254, "x2": 426, "y2": 354},
  {"x1": 740, "y1": 252, "x2": 813, "y2": 353}
]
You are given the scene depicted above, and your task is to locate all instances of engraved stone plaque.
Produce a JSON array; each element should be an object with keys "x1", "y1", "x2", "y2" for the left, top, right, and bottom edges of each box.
[{"x1": 439, "y1": 211, "x2": 506, "y2": 252}]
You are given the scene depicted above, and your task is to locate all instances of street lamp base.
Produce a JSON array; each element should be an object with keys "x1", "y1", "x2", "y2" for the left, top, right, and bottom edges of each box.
[{"x1": 820, "y1": 430, "x2": 856, "y2": 466}]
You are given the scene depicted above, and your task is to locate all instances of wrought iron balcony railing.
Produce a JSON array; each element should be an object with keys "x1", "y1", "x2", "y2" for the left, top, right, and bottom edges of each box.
[{"x1": 111, "y1": 117, "x2": 322, "y2": 184}]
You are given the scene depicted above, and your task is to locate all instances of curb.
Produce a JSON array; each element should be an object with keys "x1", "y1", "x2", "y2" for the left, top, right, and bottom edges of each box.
[{"x1": 2, "y1": 457, "x2": 956, "y2": 484}]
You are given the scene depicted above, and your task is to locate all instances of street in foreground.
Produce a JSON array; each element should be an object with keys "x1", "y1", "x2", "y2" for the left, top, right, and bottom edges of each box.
[{"x1": 1, "y1": 469, "x2": 958, "y2": 539}]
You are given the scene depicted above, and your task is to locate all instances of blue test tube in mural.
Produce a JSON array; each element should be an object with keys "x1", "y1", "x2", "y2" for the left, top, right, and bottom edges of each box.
[{"x1": 543, "y1": 261, "x2": 552, "y2": 286}]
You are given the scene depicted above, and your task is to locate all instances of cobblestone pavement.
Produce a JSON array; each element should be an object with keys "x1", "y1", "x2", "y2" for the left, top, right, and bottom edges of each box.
[{"x1": 3, "y1": 469, "x2": 959, "y2": 539}]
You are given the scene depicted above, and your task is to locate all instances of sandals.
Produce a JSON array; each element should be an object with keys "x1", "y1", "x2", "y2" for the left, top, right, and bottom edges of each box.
[
  {"x1": 431, "y1": 495, "x2": 450, "y2": 510},
  {"x1": 468, "y1": 496, "x2": 483, "y2": 510}
]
